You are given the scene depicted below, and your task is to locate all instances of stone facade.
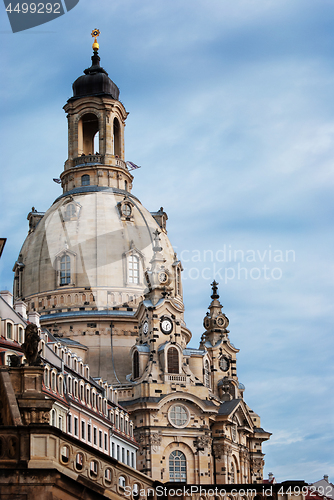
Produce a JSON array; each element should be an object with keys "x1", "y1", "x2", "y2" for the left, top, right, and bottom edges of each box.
[{"x1": 12, "y1": 41, "x2": 271, "y2": 485}]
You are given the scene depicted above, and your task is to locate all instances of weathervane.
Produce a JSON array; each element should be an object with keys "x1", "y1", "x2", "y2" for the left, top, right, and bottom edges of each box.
[{"x1": 91, "y1": 28, "x2": 100, "y2": 52}]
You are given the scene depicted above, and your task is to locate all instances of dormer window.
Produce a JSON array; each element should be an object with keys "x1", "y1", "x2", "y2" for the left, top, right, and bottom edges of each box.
[
  {"x1": 64, "y1": 203, "x2": 76, "y2": 220},
  {"x1": 55, "y1": 250, "x2": 76, "y2": 288},
  {"x1": 118, "y1": 198, "x2": 134, "y2": 221},
  {"x1": 122, "y1": 203, "x2": 131, "y2": 217}
]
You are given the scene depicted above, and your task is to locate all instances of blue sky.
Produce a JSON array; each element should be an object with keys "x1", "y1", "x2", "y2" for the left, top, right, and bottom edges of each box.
[{"x1": 1, "y1": 0, "x2": 333, "y2": 483}]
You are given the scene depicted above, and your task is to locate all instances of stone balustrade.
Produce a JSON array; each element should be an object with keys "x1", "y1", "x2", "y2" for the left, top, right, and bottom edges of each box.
[{"x1": 0, "y1": 425, "x2": 154, "y2": 497}]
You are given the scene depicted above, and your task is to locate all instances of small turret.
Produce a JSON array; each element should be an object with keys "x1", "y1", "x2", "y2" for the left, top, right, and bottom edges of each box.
[{"x1": 200, "y1": 281, "x2": 229, "y2": 347}]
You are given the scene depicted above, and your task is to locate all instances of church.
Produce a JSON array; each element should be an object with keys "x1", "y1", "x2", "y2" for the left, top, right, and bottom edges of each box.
[{"x1": 11, "y1": 30, "x2": 270, "y2": 485}]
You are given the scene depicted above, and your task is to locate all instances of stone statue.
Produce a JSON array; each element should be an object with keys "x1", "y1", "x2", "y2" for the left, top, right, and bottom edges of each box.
[
  {"x1": 22, "y1": 324, "x2": 42, "y2": 366},
  {"x1": 9, "y1": 354, "x2": 21, "y2": 367}
]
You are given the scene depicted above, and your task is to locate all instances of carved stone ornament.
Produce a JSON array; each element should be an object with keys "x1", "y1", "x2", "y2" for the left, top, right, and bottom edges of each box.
[
  {"x1": 21, "y1": 409, "x2": 50, "y2": 425},
  {"x1": 97, "y1": 170, "x2": 103, "y2": 177},
  {"x1": 213, "y1": 443, "x2": 227, "y2": 459},
  {"x1": 149, "y1": 433, "x2": 162, "y2": 452},
  {"x1": 22, "y1": 324, "x2": 42, "y2": 366},
  {"x1": 195, "y1": 435, "x2": 212, "y2": 451},
  {"x1": 137, "y1": 433, "x2": 146, "y2": 444},
  {"x1": 252, "y1": 457, "x2": 265, "y2": 469}
]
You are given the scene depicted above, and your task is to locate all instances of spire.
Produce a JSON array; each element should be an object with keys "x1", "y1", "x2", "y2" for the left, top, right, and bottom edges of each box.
[
  {"x1": 200, "y1": 281, "x2": 229, "y2": 347},
  {"x1": 144, "y1": 230, "x2": 172, "y2": 305}
]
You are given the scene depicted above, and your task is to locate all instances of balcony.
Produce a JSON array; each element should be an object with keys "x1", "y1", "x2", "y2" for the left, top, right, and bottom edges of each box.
[
  {"x1": 73, "y1": 155, "x2": 128, "y2": 171},
  {"x1": 165, "y1": 374, "x2": 187, "y2": 383}
]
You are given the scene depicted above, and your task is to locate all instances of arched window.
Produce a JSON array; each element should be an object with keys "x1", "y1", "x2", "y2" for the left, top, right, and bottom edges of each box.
[
  {"x1": 169, "y1": 450, "x2": 186, "y2": 482},
  {"x1": 18, "y1": 327, "x2": 24, "y2": 343},
  {"x1": 230, "y1": 463, "x2": 235, "y2": 484},
  {"x1": 204, "y1": 360, "x2": 210, "y2": 388},
  {"x1": 78, "y1": 113, "x2": 99, "y2": 156},
  {"x1": 113, "y1": 118, "x2": 121, "y2": 157},
  {"x1": 133, "y1": 350, "x2": 139, "y2": 379},
  {"x1": 44, "y1": 367, "x2": 49, "y2": 387},
  {"x1": 51, "y1": 371, "x2": 56, "y2": 391},
  {"x1": 128, "y1": 254, "x2": 139, "y2": 284},
  {"x1": 60, "y1": 255, "x2": 71, "y2": 285},
  {"x1": 124, "y1": 180, "x2": 128, "y2": 191},
  {"x1": 167, "y1": 347, "x2": 179, "y2": 374},
  {"x1": 6, "y1": 322, "x2": 12, "y2": 340},
  {"x1": 81, "y1": 174, "x2": 90, "y2": 186}
]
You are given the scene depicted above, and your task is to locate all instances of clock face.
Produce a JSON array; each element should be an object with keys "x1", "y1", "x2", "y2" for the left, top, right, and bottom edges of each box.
[
  {"x1": 160, "y1": 317, "x2": 173, "y2": 334},
  {"x1": 219, "y1": 356, "x2": 230, "y2": 372},
  {"x1": 142, "y1": 321, "x2": 148, "y2": 335},
  {"x1": 158, "y1": 271, "x2": 168, "y2": 284}
]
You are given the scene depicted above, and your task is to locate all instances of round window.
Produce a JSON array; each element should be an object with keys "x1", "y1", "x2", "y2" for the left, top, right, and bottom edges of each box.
[
  {"x1": 122, "y1": 203, "x2": 132, "y2": 217},
  {"x1": 168, "y1": 404, "x2": 189, "y2": 428}
]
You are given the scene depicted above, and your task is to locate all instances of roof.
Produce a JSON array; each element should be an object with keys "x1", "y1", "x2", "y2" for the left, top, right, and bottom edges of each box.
[
  {"x1": 40, "y1": 309, "x2": 137, "y2": 321},
  {"x1": 54, "y1": 186, "x2": 140, "y2": 204},
  {"x1": 136, "y1": 344, "x2": 150, "y2": 353},
  {"x1": 218, "y1": 399, "x2": 241, "y2": 415},
  {"x1": 183, "y1": 348, "x2": 205, "y2": 356}
]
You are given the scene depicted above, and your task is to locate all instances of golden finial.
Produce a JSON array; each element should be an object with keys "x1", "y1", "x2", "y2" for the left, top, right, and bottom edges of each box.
[{"x1": 91, "y1": 28, "x2": 100, "y2": 51}]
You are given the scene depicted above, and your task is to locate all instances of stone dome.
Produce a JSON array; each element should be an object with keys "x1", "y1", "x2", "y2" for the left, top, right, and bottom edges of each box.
[{"x1": 18, "y1": 187, "x2": 177, "y2": 314}]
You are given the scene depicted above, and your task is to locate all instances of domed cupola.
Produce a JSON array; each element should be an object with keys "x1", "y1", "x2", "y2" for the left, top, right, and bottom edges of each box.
[{"x1": 72, "y1": 30, "x2": 119, "y2": 100}]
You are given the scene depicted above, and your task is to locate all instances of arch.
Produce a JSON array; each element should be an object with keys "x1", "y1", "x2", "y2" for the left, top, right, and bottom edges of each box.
[
  {"x1": 60, "y1": 444, "x2": 70, "y2": 464},
  {"x1": 230, "y1": 455, "x2": 239, "y2": 484},
  {"x1": 167, "y1": 347, "x2": 179, "y2": 374},
  {"x1": 113, "y1": 117, "x2": 121, "y2": 156},
  {"x1": 75, "y1": 452, "x2": 84, "y2": 471},
  {"x1": 78, "y1": 113, "x2": 99, "y2": 155},
  {"x1": 90, "y1": 459, "x2": 98, "y2": 478},
  {"x1": 133, "y1": 350, "x2": 139, "y2": 379},
  {"x1": 169, "y1": 450, "x2": 187, "y2": 482}
]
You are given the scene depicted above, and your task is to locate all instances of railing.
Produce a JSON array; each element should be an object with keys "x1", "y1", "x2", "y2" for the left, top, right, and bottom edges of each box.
[
  {"x1": 165, "y1": 374, "x2": 187, "y2": 383},
  {"x1": 73, "y1": 156, "x2": 128, "y2": 171},
  {"x1": 73, "y1": 155, "x2": 103, "y2": 166}
]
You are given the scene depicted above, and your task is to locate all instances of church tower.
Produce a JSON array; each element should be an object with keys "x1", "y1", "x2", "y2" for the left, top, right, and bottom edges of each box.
[
  {"x1": 62, "y1": 29, "x2": 132, "y2": 194},
  {"x1": 13, "y1": 32, "x2": 181, "y2": 382}
]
